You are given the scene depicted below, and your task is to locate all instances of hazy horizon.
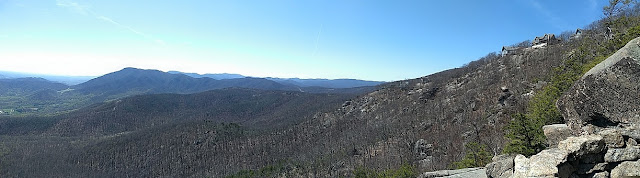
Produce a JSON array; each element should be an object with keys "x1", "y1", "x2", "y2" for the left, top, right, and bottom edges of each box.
[{"x1": 0, "y1": 67, "x2": 390, "y2": 82}]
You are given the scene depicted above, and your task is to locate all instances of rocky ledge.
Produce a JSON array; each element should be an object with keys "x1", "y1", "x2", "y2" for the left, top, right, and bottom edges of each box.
[{"x1": 486, "y1": 37, "x2": 640, "y2": 178}]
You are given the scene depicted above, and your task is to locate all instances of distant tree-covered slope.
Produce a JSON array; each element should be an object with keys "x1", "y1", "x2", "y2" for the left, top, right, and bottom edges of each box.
[
  {"x1": 73, "y1": 68, "x2": 296, "y2": 101},
  {"x1": 0, "y1": 68, "x2": 375, "y2": 116},
  {"x1": 0, "y1": 71, "x2": 95, "y2": 85},
  {"x1": 0, "y1": 121, "x2": 245, "y2": 177},
  {"x1": 75, "y1": 121, "x2": 249, "y2": 178},
  {"x1": 0, "y1": 78, "x2": 74, "y2": 114},
  {"x1": 0, "y1": 78, "x2": 68, "y2": 95},
  {"x1": 167, "y1": 71, "x2": 246, "y2": 80},
  {"x1": 167, "y1": 70, "x2": 384, "y2": 88},
  {"x1": 1, "y1": 88, "x2": 351, "y2": 136},
  {"x1": 0, "y1": 88, "x2": 356, "y2": 177},
  {"x1": 266, "y1": 77, "x2": 384, "y2": 88}
]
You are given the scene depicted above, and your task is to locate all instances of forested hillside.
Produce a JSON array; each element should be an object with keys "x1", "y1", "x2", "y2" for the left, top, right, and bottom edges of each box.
[
  {"x1": 0, "y1": 78, "x2": 81, "y2": 114},
  {"x1": 0, "y1": 88, "x2": 355, "y2": 177}
]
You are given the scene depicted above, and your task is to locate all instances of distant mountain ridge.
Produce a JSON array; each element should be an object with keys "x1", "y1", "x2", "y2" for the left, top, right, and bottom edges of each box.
[
  {"x1": 73, "y1": 67, "x2": 295, "y2": 101},
  {"x1": 167, "y1": 71, "x2": 384, "y2": 88},
  {"x1": 0, "y1": 67, "x2": 378, "y2": 115},
  {"x1": 167, "y1": 71, "x2": 245, "y2": 80},
  {"x1": 0, "y1": 77, "x2": 68, "y2": 100},
  {"x1": 266, "y1": 77, "x2": 384, "y2": 88},
  {"x1": 1, "y1": 69, "x2": 383, "y2": 90},
  {"x1": 0, "y1": 71, "x2": 95, "y2": 85}
]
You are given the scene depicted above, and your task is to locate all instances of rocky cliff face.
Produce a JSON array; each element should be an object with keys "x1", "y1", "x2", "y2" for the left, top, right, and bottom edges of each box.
[
  {"x1": 486, "y1": 37, "x2": 640, "y2": 178},
  {"x1": 558, "y1": 38, "x2": 640, "y2": 136}
]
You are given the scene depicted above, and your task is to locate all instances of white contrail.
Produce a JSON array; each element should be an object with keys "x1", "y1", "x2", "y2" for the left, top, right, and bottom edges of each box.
[
  {"x1": 56, "y1": 0, "x2": 164, "y2": 45},
  {"x1": 97, "y1": 16, "x2": 151, "y2": 39},
  {"x1": 312, "y1": 24, "x2": 323, "y2": 56},
  {"x1": 56, "y1": 0, "x2": 90, "y2": 14}
]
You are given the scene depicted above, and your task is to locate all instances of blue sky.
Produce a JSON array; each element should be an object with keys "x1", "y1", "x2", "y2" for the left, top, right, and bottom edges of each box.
[{"x1": 0, "y1": 0, "x2": 604, "y2": 81}]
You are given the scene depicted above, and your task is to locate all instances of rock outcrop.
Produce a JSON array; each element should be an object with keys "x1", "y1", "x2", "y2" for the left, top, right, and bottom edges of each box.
[
  {"x1": 488, "y1": 131, "x2": 638, "y2": 178},
  {"x1": 604, "y1": 145, "x2": 640, "y2": 162},
  {"x1": 486, "y1": 37, "x2": 640, "y2": 177},
  {"x1": 610, "y1": 160, "x2": 640, "y2": 177},
  {"x1": 506, "y1": 135, "x2": 606, "y2": 177},
  {"x1": 557, "y1": 37, "x2": 640, "y2": 134},
  {"x1": 543, "y1": 124, "x2": 574, "y2": 147},
  {"x1": 486, "y1": 154, "x2": 516, "y2": 178}
]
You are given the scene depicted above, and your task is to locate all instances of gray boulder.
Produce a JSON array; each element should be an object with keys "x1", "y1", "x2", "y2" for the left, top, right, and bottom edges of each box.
[
  {"x1": 557, "y1": 37, "x2": 640, "y2": 132},
  {"x1": 604, "y1": 146, "x2": 640, "y2": 162},
  {"x1": 508, "y1": 135, "x2": 605, "y2": 177},
  {"x1": 485, "y1": 154, "x2": 515, "y2": 178},
  {"x1": 610, "y1": 160, "x2": 640, "y2": 177},
  {"x1": 511, "y1": 155, "x2": 530, "y2": 178},
  {"x1": 598, "y1": 129, "x2": 625, "y2": 148},
  {"x1": 619, "y1": 125, "x2": 640, "y2": 141},
  {"x1": 527, "y1": 148, "x2": 569, "y2": 177},
  {"x1": 557, "y1": 135, "x2": 605, "y2": 158},
  {"x1": 543, "y1": 124, "x2": 574, "y2": 147},
  {"x1": 591, "y1": 171, "x2": 609, "y2": 178},
  {"x1": 628, "y1": 138, "x2": 638, "y2": 146}
]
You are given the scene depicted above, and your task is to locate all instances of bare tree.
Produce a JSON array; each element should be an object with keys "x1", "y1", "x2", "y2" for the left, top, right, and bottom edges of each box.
[
  {"x1": 511, "y1": 40, "x2": 532, "y2": 48},
  {"x1": 604, "y1": 0, "x2": 634, "y2": 19},
  {"x1": 559, "y1": 30, "x2": 573, "y2": 42}
]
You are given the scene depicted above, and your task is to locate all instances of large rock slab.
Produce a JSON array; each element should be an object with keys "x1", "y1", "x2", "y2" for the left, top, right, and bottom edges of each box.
[
  {"x1": 419, "y1": 167, "x2": 486, "y2": 178},
  {"x1": 511, "y1": 155, "x2": 530, "y2": 178},
  {"x1": 543, "y1": 124, "x2": 573, "y2": 147},
  {"x1": 508, "y1": 135, "x2": 606, "y2": 178},
  {"x1": 485, "y1": 154, "x2": 515, "y2": 178},
  {"x1": 557, "y1": 37, "x2": 640, "y2": 132},
  {"x1": 558, "y1": 135, "x2": 605, "y2": 158},
  {"x1": 527, "y1": 148, "x2": 569, "y2": 177},
  {"x1": 604, "y1": 145, "x2": 640, "y2": 162},
  {"x1": 619, "y1": 125, "x2": 640, "y2": 141},
  {"x1": 610, "y1": 160, "x2": 640, "y2": 177}
]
